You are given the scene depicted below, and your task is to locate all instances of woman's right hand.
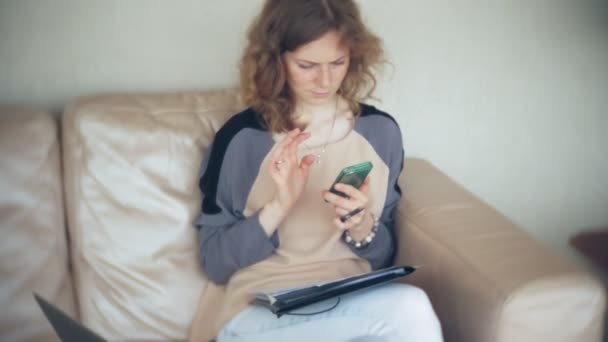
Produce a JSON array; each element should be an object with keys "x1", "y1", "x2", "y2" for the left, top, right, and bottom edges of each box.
[{"x1": 268, "y1": 128, "x2": 316, "y2": 214}]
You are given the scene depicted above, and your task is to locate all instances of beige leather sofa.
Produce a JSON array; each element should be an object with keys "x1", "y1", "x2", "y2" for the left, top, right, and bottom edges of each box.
[{"x1": 0, "y1": 89, "x2": 605, "y2": 342}]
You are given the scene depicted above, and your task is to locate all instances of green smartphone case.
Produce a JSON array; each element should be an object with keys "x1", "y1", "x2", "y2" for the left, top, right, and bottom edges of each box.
[{"x1": 329, "y1": 161, "x2": 373, "y2": 197}]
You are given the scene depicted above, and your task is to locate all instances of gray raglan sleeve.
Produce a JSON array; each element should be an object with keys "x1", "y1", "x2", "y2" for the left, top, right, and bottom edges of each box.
[
  {"x1": 195, "y1": 142, "x2": 279, "y2": 285},
  {"x1": 347, "y1": 120, "x2": 404, "y2": 269}
]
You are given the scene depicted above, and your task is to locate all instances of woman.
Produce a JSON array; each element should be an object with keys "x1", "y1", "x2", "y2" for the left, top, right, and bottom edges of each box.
[{"x1": 189, "y1": 1, "x2": 443, "y2": 341}]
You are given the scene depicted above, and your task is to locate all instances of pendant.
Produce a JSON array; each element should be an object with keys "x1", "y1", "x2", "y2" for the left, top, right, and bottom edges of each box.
[{"x1": 317, "y1": 148, "x2": 325, "y2": 164}]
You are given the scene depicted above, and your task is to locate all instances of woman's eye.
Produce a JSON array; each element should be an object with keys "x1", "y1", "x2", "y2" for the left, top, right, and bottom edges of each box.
[
  {"x1": 331, "y1": 62, "x2": 345, "y2": 66},
  {"x1": 298, "y1": 64, "x2": 314, "y2": 70}
]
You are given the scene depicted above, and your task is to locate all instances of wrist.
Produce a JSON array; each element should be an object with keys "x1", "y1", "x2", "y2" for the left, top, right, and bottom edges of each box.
[
  {"x1": 348, "y1": 213, "x2": 373, "y2": 240},
  {"x1": 267, "y1": 199, "x2": 289, "y2": 217},
  {"x1": 343, "y1": 213, "x2": 379, "y2": 248},
  {"x1": 259, "y1": 200, "x2": 288, "y2": 236}
]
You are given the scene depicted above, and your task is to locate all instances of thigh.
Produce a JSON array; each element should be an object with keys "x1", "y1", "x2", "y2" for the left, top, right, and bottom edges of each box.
[
  {"x1": 341, "y1": 283, "x2": 443, "y2": 341},
  {"x1": 218, "y1": 283, "x2": 442, "y2": 342}
]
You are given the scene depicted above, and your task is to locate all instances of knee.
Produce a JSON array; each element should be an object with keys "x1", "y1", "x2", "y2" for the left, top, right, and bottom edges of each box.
[
  {"x1": 386, "y1": 285, "x2": 439, "y2": 321},
  {"x1": 403, "y1": 286, "x2": 433, "y2": 311}
]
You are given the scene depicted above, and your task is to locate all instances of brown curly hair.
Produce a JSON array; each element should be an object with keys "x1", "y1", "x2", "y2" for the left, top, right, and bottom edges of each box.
[{"x1": 240, "y1": 0, "x2": 385, "y2": 133}]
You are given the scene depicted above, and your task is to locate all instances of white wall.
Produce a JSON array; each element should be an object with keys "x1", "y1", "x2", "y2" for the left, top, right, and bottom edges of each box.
[
  {"x1": 1, "y1": 0, "x2": 607, "y2": 274},
  {"x1": 363, "y1": 1, "x2": 608, "y2": 277},
  {"x1": 361, "y1": 1, "x2": 608, "y2": 276}
]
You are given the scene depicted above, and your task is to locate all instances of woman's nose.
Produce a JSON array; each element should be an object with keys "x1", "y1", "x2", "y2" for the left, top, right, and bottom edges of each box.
[{"x1": 317, "y1": 65, "x2": 331, "y2": 88}]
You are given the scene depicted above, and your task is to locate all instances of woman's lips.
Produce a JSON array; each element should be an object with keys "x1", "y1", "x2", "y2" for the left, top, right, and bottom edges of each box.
[{"x1": 312, "y1": 91, "x2": 330, "y2": 97}]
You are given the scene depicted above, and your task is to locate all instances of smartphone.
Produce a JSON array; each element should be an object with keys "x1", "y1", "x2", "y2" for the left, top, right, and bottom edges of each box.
[{"x1": 329, "y1": 161, "x2": 373, "y2": 198}]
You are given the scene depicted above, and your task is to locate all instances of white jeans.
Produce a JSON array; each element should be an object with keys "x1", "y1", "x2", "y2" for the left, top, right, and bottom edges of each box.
[{"x1": 217, "y1": 283, "x2": 443, "y2": 342}]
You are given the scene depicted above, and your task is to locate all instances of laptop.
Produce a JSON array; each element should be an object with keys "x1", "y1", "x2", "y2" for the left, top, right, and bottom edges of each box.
[{"x1": 33, "y1": 293, "x2": 107, "y2": 342}]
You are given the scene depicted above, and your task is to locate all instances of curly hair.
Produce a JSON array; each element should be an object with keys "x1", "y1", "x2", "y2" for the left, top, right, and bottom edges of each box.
[{"x1": 240, "y1": 0, "x2": 385, "y2": 133}]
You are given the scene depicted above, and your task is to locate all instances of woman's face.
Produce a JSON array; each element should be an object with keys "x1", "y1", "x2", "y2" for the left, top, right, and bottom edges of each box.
[{"x1": 282, "y1": 30, "x2": 350, "y2": 106}]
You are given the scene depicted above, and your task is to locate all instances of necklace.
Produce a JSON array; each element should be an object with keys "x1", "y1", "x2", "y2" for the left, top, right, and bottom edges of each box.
[{"x1": 301, "y1": 97, "x2": 338, "y2": 164}]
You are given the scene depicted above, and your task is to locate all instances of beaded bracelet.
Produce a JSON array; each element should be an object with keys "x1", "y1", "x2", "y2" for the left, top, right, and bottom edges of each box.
[{"x1": 342, "y1": 213, "x2": 380, "y2": 248}]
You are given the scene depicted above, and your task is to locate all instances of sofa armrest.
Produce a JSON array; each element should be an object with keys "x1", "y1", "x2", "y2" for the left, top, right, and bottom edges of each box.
[{"x1": 394, "y1": 158, "x2": 606, "y2": 342}]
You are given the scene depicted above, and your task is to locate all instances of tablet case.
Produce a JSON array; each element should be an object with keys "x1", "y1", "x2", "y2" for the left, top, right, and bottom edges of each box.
[{"x1": 253, "y1": 265, "x2": 416, "y2": 317}]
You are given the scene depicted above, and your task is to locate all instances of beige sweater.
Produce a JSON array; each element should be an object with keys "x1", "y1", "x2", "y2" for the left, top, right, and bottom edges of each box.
[{"x1": 189, "y1": 106, "x2": 403, "y2": 341}]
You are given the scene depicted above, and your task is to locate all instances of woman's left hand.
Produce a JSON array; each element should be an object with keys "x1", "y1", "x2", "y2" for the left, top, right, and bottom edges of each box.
[{"x1": 322, "y1": 176, "x2": 373, "y2": 239}]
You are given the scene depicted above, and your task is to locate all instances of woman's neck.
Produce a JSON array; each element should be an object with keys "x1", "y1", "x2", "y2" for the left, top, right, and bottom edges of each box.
[{"x1": 293, "y1": 96, "x2": 340, "y2": 128}]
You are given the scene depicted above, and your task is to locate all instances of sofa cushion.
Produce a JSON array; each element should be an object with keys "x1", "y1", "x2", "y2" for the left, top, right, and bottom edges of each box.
[
  {"x1": 62, "y1": 90, "x2": 242, "y2": 341},
  {"x1": 0, "y1": 107, "x2": 76, "y2": 341}
]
